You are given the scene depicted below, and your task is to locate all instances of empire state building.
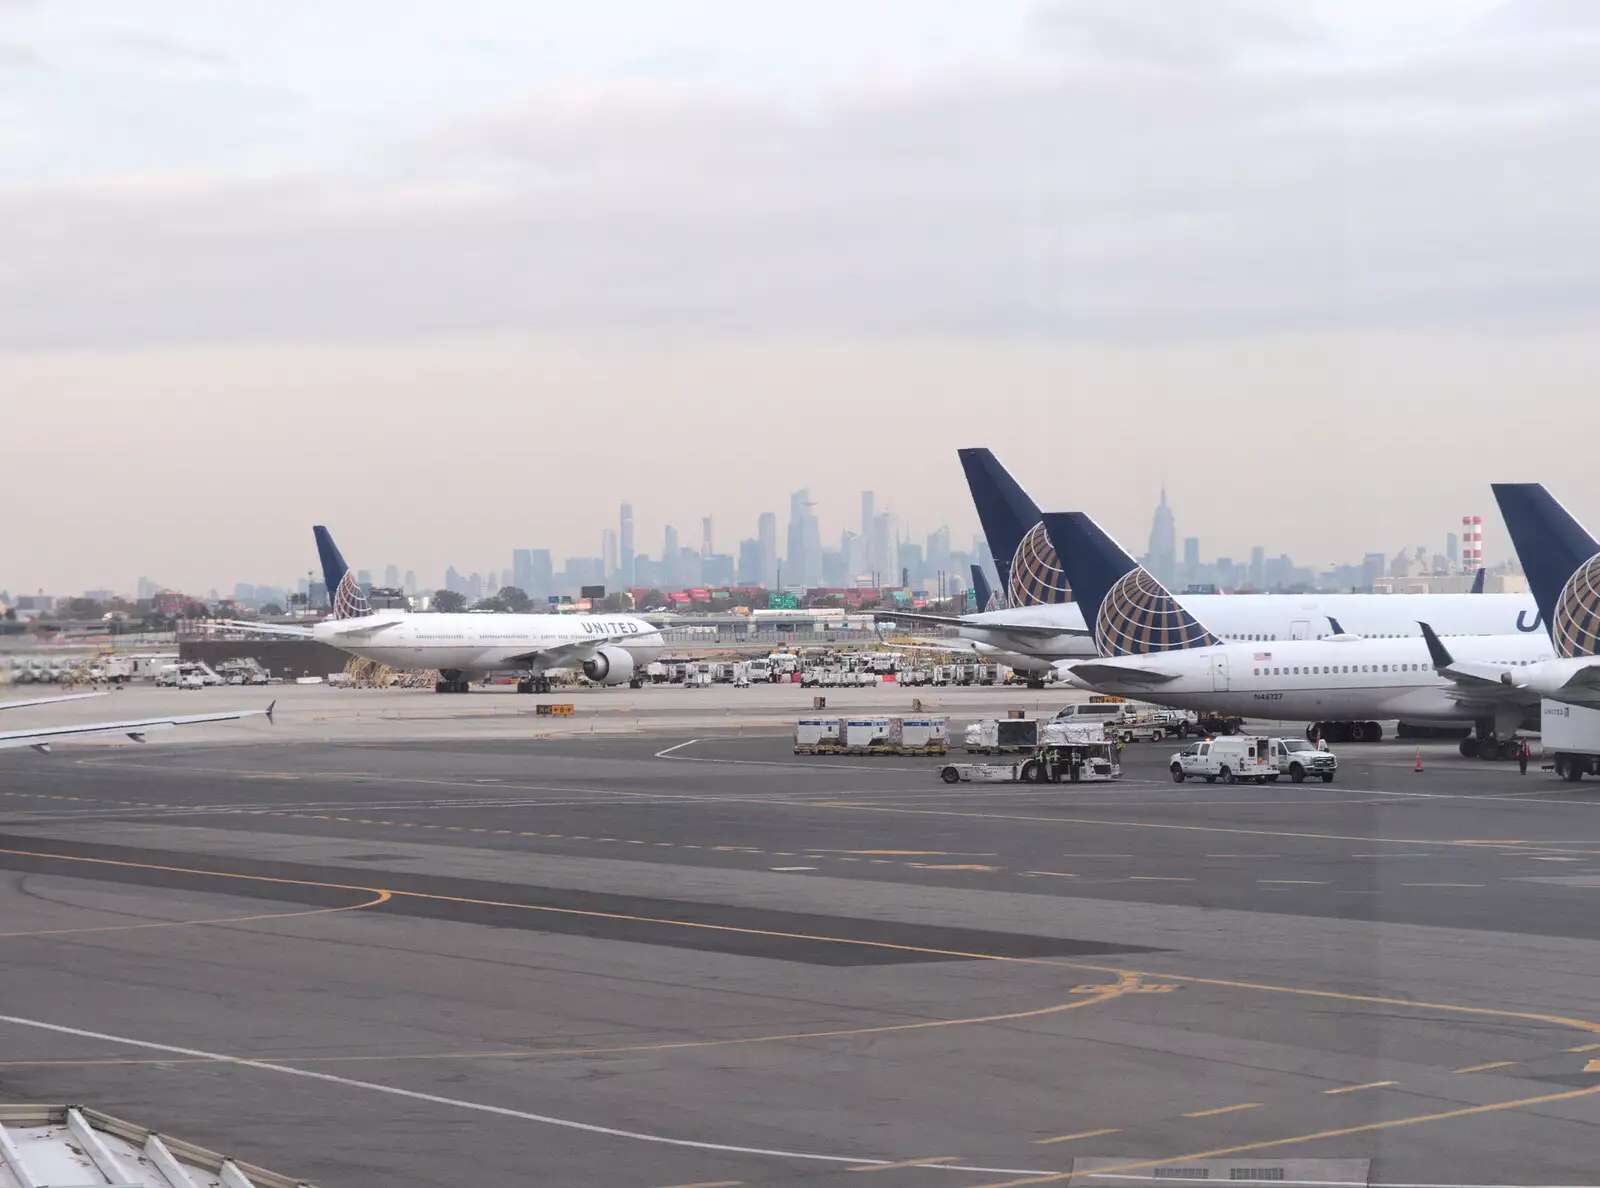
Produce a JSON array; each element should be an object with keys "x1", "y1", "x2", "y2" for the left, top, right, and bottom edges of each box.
[{"x1": 1147, "y1": 486, "x2": 1177, "y2": 589}]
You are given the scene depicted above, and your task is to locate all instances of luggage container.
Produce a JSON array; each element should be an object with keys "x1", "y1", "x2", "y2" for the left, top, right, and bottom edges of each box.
[
  {"x1": 794, "y1": 718, "x2": 843, "y2": 754},
  {"x1": 962, "y1": 718, "x2": 1039, "y2": 753},
  {"x1": 841, "y1": 716, "x2": 892, "y2": 752},
  {"x1": 887, "y1": 716, "x2": 949, "y2": 754}
]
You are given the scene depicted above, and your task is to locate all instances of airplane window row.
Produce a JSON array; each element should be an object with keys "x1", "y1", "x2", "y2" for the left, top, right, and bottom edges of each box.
[{"x1": 1254, "y1": 663, "x2": 1435, "y2": 676}]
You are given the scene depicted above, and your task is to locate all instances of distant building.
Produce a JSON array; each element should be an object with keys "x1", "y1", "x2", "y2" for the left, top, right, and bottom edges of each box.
[
  {"x1": 758, "y1": 511, "x2": 778, "y2": 590},
  {"x1": 512, "y1": 549, "x2": 533, "y2": 594},
  {"x1": 404, "y1": 570, "x2": 417, "y2": 595},
  {"x1": 602, "y1": 529, "x2": 619, "y2": 584},
  {"x1": 619, "y1": 503, "x2": 635, "y2": 587},
  {"x1": 1446, "y1": 531, "x2": 1459, "y2": 571},
  {"x1": 383, "y1": 564, "x2": 399, "y2": 588},
  {"x1": 737, "y1": 538, "x2": 762, "y2": 585},
  {"x1": 662, "y1": 526, "x2": 681, "y2": 588},
  {"x1": 1248, "y1": 546, "x2": 1266, "y2": 590},
  {"x1": 1146, "y1": 487, "x2": 1176, "y2": 588}
]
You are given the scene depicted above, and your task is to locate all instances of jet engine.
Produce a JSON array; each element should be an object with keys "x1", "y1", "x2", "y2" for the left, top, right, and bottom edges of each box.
[{"x1": 582, "y1": 646, "x2": 636, "y2": 685}]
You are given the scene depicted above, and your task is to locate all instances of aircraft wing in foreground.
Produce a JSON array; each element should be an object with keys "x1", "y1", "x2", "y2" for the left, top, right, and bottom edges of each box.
[{"x1": 0, "y1": 700, "x2": 275, "y2": 753}]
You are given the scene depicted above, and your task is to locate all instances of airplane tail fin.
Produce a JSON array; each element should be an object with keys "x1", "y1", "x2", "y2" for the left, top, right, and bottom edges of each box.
[
  {"x1": 1492, "y1": 483, "x2": 1600, "y2": 657},
  {"x1": 1470, "y1": 567, "x2": 1485, "y2": 594},
  {"x1": 970, "y1": 564, "x2": 997, "y2": 612},
  {"x1": 1040, "y1": 511, "x2": 1219, "y2": 657},
  {"x1": 957, "y1": 448, "x2": 1070, "y2": 606},
  {"x1": 313, "y1": 525, "x2": 372, "y2": 620}
]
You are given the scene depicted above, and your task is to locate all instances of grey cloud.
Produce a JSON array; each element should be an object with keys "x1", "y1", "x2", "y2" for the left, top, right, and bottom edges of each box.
[
  {"x1": 1031, "y1": 0, "x2": 1310, "y2": 65},
  {"x1": 93, "y1": 31, "x2": 232, "y2": 70},
  {"x1": 2, "y1": 6, "x2": 1598, "y2": 350},
  {"x1": 0, "y1": 40, "x2": 46, "y2": 70}
]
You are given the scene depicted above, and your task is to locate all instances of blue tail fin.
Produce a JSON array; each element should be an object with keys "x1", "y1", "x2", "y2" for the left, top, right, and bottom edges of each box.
[
  {"x1": 969, "y1": 564, "x2": 996, "y2": 612},
  {"x1": 1040, "y1": 511, "x2": 1219, "y2": 656},
  {"x1": 1469, "y1": 566, "x2": 1485, "y2": 594},
  {"x1": 1491, "y1": 483, "x2": 1600, "y2": 657},
  {"x1": 957, "y1": 448, "x2": 1069, "y2": 606},
  {"x1": 313, "y1": 525, "x2": 372, "y2": 620}
]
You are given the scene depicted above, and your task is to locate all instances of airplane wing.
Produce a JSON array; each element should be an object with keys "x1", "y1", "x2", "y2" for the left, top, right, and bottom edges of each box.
[
  {"x1": 1065, "y1": 661, "x2": 1180, "y2": 686},
  {"x1": 499, "y1": 639, "x2": 606, "y2": 670},
  {"x1": 0, "y1": 702, "x2": 275, "y2": 753},
  {"x1": 1417, "y1": 622, "x2": 1534, "y2": 699},
  {"x1": 212, "y1": 619, "x2": 317, "y2": 639},
  {"x1": 0, "y1": 691, "x2": 108, "y2": 712},
  {"x1": 871, "y1": 611, "x2": 1089, "y2": 637}
]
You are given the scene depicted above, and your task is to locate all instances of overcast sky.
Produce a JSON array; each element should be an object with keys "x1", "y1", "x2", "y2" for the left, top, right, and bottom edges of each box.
[{"x1": 4, "y1": 0, "x2": 1599, "y2": 594}]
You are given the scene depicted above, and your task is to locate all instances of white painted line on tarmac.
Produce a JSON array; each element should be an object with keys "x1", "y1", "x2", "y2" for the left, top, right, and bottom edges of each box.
[{"x1": 0, "y1": 1012, "x2": 1051, "y2": 1177}]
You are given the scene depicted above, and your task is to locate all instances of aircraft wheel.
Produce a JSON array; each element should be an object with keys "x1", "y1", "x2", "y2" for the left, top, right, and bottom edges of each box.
[
  {"x1": 1478, "y1": 737, "x2": 1500, "y2": 761},
  {"x1": 1458, "y1": 737, "x2": 1477, "y2": 758}
]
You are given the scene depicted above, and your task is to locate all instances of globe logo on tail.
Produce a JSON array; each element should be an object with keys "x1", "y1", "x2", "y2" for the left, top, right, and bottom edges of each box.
[
  {"x1": 1006, "y1": 522, "x2": 1073, "y2": 607},
  {"x1": 1095, "y1": 569, "x2": 1220, "y2": 656},
  {"x1": 1553, "y1": 552, "x2": 1600, "y2": 658},
  {"x1": 332, "y1": 569, "x2": 372, "y2": 620}
]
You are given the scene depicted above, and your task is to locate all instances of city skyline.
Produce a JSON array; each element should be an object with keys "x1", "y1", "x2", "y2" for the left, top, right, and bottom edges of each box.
[{"x1": 14, "y1": 482, "x2": 1520, "y2": 609}]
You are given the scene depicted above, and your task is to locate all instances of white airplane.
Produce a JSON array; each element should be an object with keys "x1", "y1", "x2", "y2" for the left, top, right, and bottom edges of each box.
[
  {"x1": 1043, "y1": 511, "x2": 1554, "y2": 757},
  {"x1": 878, "y1": 449, "x2": 1541, "y2": 672},
  {"x1": 0, "y1": 690, "x2": 273, "y2": 753},
  {"x1": 221, "y1": 527, "x2": 667, "y2": 693}
]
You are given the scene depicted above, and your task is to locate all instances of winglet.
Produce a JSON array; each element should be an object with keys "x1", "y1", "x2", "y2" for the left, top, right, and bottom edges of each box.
[
  {"x1": 1418, "y1": 621, "x2": 1454, "y2": 669},
  {"x1": 1327, "y1": 615, "x2": 1345, "y2": 635},
  {"x1": 1470, "y1": 567, "x2": 1485, "y2": 594},
  {"x1": 265, "y1": 700, "x2": 276, "y2": 724}
]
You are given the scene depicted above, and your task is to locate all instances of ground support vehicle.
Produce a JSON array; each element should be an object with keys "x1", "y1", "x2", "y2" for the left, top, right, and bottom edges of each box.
[
  {"x1": 1543, "y1": 699, "x2": 1599, "y2": 781},
  {"x1": 941, "y1": 726, "x2": 1119, "y2": 784},
  {"x1": 1168, "y1": 735, "x2": 1276, "y2": 784},
  {"x1": 1268, "y1": 737, "x2": 1338, "y2": 783}
]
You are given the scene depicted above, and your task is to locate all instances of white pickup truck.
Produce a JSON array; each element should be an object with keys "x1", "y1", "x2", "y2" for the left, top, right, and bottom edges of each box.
[
  {"x1": 1268, "y1": 737, "x2": 1338, "y2": 783},
  {"x1": 1170, "y1": 736, "x2": 1336, "y2": 784}
]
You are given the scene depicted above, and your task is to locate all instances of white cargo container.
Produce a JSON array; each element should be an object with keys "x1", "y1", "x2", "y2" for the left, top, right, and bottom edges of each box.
[
  {"x1": 842, "y1": 716, "x2": 892, "y2": 752},
  {"x1": 888, "y1": 716, "x2": 949, "y2": 753},
  {"x1": 793, "y1": 718, "x2": 842, "y2": 753}
]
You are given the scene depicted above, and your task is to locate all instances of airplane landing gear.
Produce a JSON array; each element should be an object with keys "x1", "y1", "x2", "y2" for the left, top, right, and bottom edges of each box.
[
  {"x1": 435, "y1": 671, "x2": 472, "y2": 694},
  {"x1": 515, "y1": 675, "x2": 553, "y2": 694}
]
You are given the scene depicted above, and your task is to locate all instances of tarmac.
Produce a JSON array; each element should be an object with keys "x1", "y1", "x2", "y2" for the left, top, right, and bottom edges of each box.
[{"x1": 0, "y1": 683, "x2": 1597, "y2": 1187}]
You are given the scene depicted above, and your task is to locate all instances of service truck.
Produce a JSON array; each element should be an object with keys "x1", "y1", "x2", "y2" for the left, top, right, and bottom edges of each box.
[
  {"x1": 1542, "y1": 699, "x2": 1600, "y2": 781},
  {"x1": 1266, "y1": 737, "x2": 1338, "y2": 783},
  {"x1": 1168, "y1": 736, "x2": 1276, "y2": 784},
  {"x1": 940, "y1": 722, "x2": 1119, "y2": 784}
]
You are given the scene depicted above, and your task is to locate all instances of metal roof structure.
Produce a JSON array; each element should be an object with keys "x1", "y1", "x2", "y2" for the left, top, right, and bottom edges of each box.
[{"x1": 0, "y1": 1106, "x2": 315, "y2": 1188}]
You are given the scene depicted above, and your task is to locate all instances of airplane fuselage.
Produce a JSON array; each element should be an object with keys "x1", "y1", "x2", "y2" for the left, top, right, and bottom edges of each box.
[
  {"x1": 1064, "y1": 633, "x2": 1556, "y2": 725},
  {"x1": 956, "y1": 592, "x2": 1539, "y2": 660},
  {"x1": 311, "y1": 612, "x2": 667, "y2": 678}
]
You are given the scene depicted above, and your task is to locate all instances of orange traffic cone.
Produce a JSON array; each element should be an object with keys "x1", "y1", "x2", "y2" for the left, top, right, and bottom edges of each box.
[{"x1": 1414, "y1": 746, "x2": 1424, "y2": 773}]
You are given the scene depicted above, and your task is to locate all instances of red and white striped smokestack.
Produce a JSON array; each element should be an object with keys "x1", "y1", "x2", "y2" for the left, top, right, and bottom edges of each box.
[{"x1": 1462, "y1": 514, "x2": 1483, "y2": 569}]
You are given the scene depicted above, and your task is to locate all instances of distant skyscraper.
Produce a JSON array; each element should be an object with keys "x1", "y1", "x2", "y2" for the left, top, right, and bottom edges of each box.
[
  {"x1": 136, "y1": 576, "x2": 157, "y2": 600},
  {"x1": 1248, "y1": 546, "x2": 1266, "y2": 590},
  {"x1": 619, "y1": 503, "x2": 635, "y2": 587},
  {"x1": 403, "y1": 570, "x2": 417, "y2": 594},
  {"x1": 662, "y1": 525, "x2": 681, "y2": 587},
  {"x1": 926, "y1": 526, "x2": 951, "y2": 583},
  {"x1": 602, "y1": 529, "x2": 618, "y2": 583},
  {"x1": 485, "y1": 572, "x2": 498, "y2": 594},
  {"x1": 1446, "y1": 531, "x2": 1460, "y2": 570},
  {"x1": 737, "y1": 538, "x2": 761, "y2": 585},
  {"x1": 757, "y1": 511, "x2": 777, "y2": 588},
  {"x1": 786, "y1": 490, "x2": 820, "y2": 587},
  {"x1": 1182, "y1": 537, "x2": 1200, "y2": 584},
  {"x1": 861, "y1": 491, "x2": 875, "y2": 538},
  {"x1": 383, "y1": 564, "x2": 398, "y2": 588},
  {"x1": 512, "y1": 548, "x2": 533, "y2": 593},
  {"x1": 530, "y1": 550, "x2": 553, "y2": 598},
  {"x1": 1147, "y1": 487, "x2": 1176, "y2": 588},
  {"x1": 701, "y1": 516, "x2": 714, "y2": 559},
  {"x1": 871, "y1": 511, "x2": 897, "y2": 585}
]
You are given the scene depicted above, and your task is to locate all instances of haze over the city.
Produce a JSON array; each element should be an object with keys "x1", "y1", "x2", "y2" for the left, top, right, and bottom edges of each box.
[{"x1": 4, "y1": 0, "x2": 1599, "y2": 593}]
